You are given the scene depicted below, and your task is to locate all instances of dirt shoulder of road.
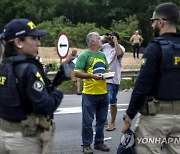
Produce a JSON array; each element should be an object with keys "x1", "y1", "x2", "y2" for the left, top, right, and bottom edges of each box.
[{"x1": 39, "y1": 47, "x2": 142, "y2": 69}]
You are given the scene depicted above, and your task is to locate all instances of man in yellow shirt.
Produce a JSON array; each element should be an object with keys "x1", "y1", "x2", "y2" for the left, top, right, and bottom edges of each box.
[{"x1": 74, "y1": 32, "x2": 110, "y2": 154}]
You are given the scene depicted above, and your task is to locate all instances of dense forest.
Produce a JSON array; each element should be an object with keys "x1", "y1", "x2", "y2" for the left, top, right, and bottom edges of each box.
[{"x1": 0, "y1": 0, "x2": 179, "y2": 49}]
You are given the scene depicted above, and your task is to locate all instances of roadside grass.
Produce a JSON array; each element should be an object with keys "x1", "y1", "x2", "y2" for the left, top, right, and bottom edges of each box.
[
  {"x1": 58, "y1": 80, "x2": 77, "y2": 94},
  {"x1": 58, "y1": 78, "x2": 135, "y2": 94},
  {"x1": 120, "y1": 78, "x2": 135, "y2": 90}
]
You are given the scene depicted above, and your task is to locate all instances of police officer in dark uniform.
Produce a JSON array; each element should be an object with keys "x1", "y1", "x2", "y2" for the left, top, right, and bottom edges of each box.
[
  {"x1": 0, "y1": 18, "x2": 63, "y2": 154},
  {"x1": 121, "y1": 2, "x2": 180, "y2": 154}
]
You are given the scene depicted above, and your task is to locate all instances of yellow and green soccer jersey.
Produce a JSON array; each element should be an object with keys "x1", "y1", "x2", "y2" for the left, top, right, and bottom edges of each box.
[{"x1": 75, "y1": 50, "x2": 109, "y2": 95}]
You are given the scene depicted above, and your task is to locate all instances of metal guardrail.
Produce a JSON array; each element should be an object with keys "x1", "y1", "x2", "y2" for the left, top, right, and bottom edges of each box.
[
  {"x1": 47, "y1": 72, "x2": 58, "y2": 81},
  {"x1": 121, "y1": 69, "x2": 140, "y2": 78},
  {"x1": 47, "y1": 69, "x2": 140, "y2": 80}
]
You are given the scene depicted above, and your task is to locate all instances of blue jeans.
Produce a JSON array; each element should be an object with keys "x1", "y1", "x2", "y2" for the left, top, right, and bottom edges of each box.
[
  {"x1": 82, "y1": 93, "x2": 109, "y2": 146},
  {"x1": 107, "y1": 83, "x2": 119, "y2": 105}
]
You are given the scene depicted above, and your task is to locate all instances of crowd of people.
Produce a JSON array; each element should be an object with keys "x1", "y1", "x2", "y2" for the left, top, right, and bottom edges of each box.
[{"x1": 0, "y1": 2, "x2": 179, "y2": 154}]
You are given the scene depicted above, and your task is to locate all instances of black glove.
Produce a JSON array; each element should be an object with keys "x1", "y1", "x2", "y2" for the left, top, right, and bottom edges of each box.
[{"x1": 52, "y1": 62, "x2": 70, "y2": 87}]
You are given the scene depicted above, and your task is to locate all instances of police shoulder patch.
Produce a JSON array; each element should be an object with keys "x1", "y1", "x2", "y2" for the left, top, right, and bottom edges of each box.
[
  {"x1": 35, "y1": 71, "x2": 45, "y2": 84},
  {"x1": 33, "y1": 80, "x2": 44, "y2": 92},
  {"x1": 141, "y1": 58, "x2": 147, "y2": 66}
]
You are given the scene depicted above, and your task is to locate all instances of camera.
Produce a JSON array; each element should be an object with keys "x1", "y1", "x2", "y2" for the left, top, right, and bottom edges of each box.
[
  {"x1": 107, "y1": 36, "x2": 114, "y2": 41},
  {"x1": 111, "y1": 36, "x2": 114, "y2": 40}
]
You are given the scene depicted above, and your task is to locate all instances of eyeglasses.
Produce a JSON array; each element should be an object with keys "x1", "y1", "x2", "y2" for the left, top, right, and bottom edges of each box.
[{"x1": 150, "y1": 18, "x2": 168, "y2": 23}]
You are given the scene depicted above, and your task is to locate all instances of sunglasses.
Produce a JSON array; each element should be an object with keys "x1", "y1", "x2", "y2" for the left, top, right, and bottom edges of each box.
[{"x1": 150, "y1": 18, "x2": 168, "y2": 23}]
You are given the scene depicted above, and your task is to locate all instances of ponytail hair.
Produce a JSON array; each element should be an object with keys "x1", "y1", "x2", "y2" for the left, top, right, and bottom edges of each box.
[{"x1": 0, "y1": 33, "x2": 5, "y2": 63}]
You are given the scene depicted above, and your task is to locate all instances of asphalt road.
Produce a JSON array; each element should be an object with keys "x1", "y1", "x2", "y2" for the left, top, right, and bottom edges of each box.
[{"x1": 52, "y1": 91, "x2": 132, "y2": 154}]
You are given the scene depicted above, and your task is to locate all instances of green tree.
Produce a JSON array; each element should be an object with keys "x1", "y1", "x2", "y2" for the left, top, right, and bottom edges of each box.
[
  {"x1": 37, "y1": 16, "x2": 72, "y2": 47},
  {"x1": 0, "y1": 0, "x2": 56, "y2": 29},
  {"x1": 0, "y1": 0, "x2": 179, "y2": 47}
]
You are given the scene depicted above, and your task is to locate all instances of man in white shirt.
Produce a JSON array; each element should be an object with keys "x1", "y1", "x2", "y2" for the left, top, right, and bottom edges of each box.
[{"x1": 100, "y1": 32, "x2": 125, "y2": 131}]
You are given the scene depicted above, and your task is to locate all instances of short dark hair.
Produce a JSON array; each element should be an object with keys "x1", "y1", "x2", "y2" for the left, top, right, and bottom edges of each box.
[
  {"x1": 106, "y1": 32, "x2": 120, "y2": 40},
  {"x1": 4, "y1": 37, "x2": 26, "y2": 58},
  {"x1": 154, "y1": 2, "x2": 179, "y2": 25}
]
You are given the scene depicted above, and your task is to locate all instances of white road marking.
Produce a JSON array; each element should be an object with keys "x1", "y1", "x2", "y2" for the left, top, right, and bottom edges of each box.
[
  {"x1": 55, "y1": 107, "x2": 82, "y2": 114},
  {"x1": 104, "y1": 137, "x2": 112, "y2": 141},
  {"x1": 93, "y1": 132, "x2": 112, "y2": 141},
  {"x1": 54, "y1": 104, "x2": 128, "y2": 115}
]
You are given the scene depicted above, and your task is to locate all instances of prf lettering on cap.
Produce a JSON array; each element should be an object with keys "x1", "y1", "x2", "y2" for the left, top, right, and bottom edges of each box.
[
  {"x1": 27, "y1": 21, "x2": 36, "y2": 30},
  {"x1": 0, "y1": 76, "x2": 6, "y2": 85},
  {"x1": 174, "y1": 56, "x2": 180, "y2": 66}
]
